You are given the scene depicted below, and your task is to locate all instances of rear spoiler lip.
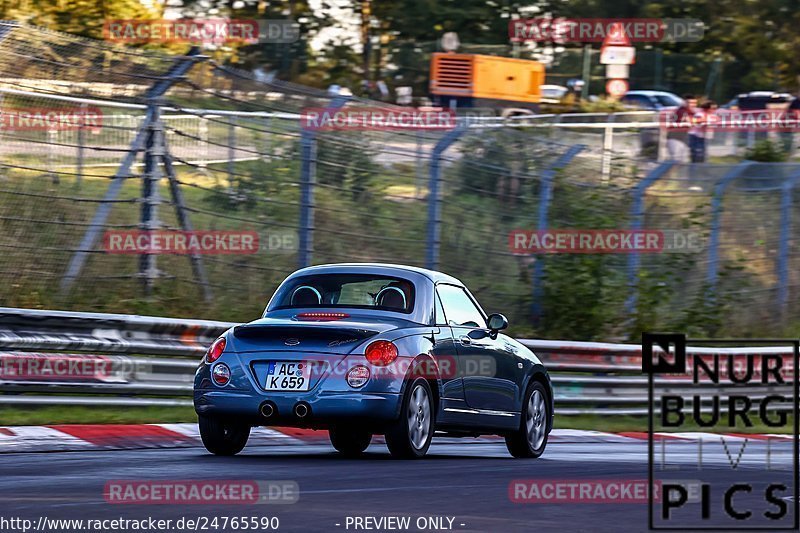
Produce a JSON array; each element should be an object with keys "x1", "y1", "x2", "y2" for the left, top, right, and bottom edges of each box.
[{"x1": 232, "y1": 323, "x2": 379, "y2": 340}]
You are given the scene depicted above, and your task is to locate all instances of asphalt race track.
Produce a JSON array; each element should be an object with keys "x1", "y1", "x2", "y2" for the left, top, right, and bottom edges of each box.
[{"x1": 1, "y1": 437, "x2": 795, "y2": 533}]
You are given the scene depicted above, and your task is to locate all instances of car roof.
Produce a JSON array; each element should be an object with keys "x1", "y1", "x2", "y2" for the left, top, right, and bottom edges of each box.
[
  {"x1": 625, "y1": 89, "x2": 680, "y2": 98},
  {"x1": 289, "y1": 263, "x2": 464, "y2": 285}
]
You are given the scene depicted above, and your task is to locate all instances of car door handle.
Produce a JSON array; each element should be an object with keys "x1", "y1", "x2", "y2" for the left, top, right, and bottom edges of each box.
[{"x1": 459, "y1": 335, "x2": 471, "y2": 346}]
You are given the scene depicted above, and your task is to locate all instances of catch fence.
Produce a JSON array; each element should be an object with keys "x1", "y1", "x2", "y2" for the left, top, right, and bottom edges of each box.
[{"x1": 0, "y1": 22, "x2": 798, "y2": 339}]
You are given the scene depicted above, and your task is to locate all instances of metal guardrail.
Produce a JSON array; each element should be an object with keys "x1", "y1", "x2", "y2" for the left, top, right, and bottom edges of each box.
[{"x1": 0, "y1": 307, "x2": 793, "y2": 414}]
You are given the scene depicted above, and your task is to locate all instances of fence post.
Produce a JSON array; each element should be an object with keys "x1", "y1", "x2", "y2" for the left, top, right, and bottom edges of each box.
[
  {"x1": 777, "y1": 167, "x2": 800, "y2": 315},
  {"x1": 657, "y1": 115, "x2": 668, "y2": 162},
  {"x1": 415, "y1": 129, "x2": 424, "y2": 198},
  {"x1": 60, "y1": 48, "x2": 204, "y2": 296},
  {"x1": 298, "y1": 96, "x2": 349, "y2": 268},
  {"x1": 139, "y1": 102, "x2": 163, "y2": 297},
  {"x1": 76, "y1": 102, "x2": 86, "y2": 188},
  {"x1": 531, "y1": 144, "x2": 586, "y2": 322},
  {"x1": 706, "y1": 161, "x2": 755, "y2": 297},
  {"x1": 601, "y1": 114, "x2": 616, "y2": 181},
  {"x1": 425, "y1": 124, "x2": 467, "y2": 271},
  {"x1": 47, "y1": 128, "x2": 58, "y2": 184},
  {"x1": 624, "y1": 161, "x2": 676, "y2": 317},
  {"x1": 262, "y1": 114, "x2": 271, "y2": 162},
  {"x1": 199, "y1": 115, "x2": 209, "y2": 172},
  {"x1": 227, "y1": 115, "x2": 236, "y2": 193}
]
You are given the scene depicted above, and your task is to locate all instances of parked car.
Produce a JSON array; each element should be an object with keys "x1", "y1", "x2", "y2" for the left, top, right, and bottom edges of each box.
[
  {"x1": 721, "y1": 91, "x2": 793, "y2": 111},
  {"x1": 194, "y1": 263, "x2": 554, "y2": 459},
  {"x1": 540, "y1": 84, "x2": 569, "y2": 102},
  {"x1": 621, "y1": 90, "x2": 684, "y2": 110}
]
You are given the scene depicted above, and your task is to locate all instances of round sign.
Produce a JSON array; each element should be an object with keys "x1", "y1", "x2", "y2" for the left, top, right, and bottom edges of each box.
[
  {"x1": 441, "y1": 32, "x2": 460, "y2": 52},
  {"x1": 606, "y1": 78, "x2": 629, "y2": 98}
]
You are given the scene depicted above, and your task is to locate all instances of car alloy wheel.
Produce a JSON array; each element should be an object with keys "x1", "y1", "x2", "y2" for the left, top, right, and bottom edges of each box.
[
  {"x1": 505, "y1": 381, "x2": 549, "y2": 459},
  {"x1": 526, "y1": 389, "x2": 547, "y2": 451},
  {"x1": 385, "y1": 377, "x2": 434, "y2": 459},
  {"x1": 408, "y1": 383, "x2": 431, "y2": 450}
]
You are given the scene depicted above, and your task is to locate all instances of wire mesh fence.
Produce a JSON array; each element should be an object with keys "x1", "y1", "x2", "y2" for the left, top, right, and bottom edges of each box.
[{"x1": 0, "y1": 22, "x2": 797, "y2": 340}]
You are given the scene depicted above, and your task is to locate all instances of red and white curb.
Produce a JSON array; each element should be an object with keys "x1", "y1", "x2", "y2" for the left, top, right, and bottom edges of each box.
[{"x1": 0, "y1": 425, "x2": 792, "y2": 453}]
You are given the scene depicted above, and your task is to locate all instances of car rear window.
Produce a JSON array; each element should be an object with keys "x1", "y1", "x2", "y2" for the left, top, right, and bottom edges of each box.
[
  {"x1": 655, "y1": 94, "x2": 682, "y2": 107},
  {"x1": 269, "y1": 274, "x2": 415, "y2": 314}
]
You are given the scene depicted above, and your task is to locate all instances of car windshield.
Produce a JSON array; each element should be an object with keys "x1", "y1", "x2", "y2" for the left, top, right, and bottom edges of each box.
[{"x1": 270, "y1": 274, "x2": 415, "y2": 313}]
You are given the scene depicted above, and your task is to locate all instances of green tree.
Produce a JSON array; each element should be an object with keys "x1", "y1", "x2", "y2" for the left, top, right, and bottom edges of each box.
[{"x1": 0, "y1": 0, "x2": 156, "y2": 38}]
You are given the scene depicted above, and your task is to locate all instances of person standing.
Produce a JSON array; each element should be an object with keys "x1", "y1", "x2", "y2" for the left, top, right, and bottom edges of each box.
[
  {"x1": 667, "y1": 94, "x2": 696, "y2": 161},
  {"x1": 689, "y1": 100, "x2": 713, "y2": 163},
  {"x1": 783, "y1": 95, "x2": 800, "y2": 154}
]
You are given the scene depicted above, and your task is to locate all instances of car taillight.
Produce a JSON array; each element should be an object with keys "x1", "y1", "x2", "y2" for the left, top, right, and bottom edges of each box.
[
  {"x1": 206, "y1": 337, "x2": 226, "y2": 363},
  {"x1": 364, "y1": 340, "x2": 398, "y2": 366},
  {"x1": 295, "y1": 312, "x2": 350, "y2": 321}
]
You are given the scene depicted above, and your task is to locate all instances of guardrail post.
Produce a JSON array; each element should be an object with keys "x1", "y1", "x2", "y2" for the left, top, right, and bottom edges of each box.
[
  {"x1": 531, "y1": 144, "x2": 586, "y2": 322},
  {"x1": 706, "y1": 161, "x2": 755, "y2": 299},
  {"x1": 298, "y1": 96, "x2": 349, "y2": 268},
  {"x1": 624, "y1": 161, "x2": 676, "y2": 316},
  {"x1": 777, "y1": 167, "x2": 800, "y2": 315},
  {"x1": 426, "y1": 124, "x2": 467, "y2": 271},
  {"x1": 60, "y1": 48, "x2": 204, "y2": 296}
]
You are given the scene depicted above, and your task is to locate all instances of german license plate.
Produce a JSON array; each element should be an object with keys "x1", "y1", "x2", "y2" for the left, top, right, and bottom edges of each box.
[{"x1": 264, "y1": 361, "x2": 311, "y2": 391}]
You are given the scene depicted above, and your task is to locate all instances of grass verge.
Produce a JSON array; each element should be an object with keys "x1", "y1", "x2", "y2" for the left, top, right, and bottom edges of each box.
[
  {"x1": 0, "y1": 405, "x2": 197, "y2": 426},
  {"x1": 558, "y1": 414, "x2": 793, "y2": 434},
  {"x1": 1, "y1": 408, "x2": 793, "y2": 435}
]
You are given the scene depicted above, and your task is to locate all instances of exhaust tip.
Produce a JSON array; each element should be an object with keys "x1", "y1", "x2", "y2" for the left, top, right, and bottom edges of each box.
[
  {"x1": 260, "y1": 402, "x2": 276, "y2": 418},
  {"x1": 294, "y1": 402, "x2": 310, "y2": 418}
]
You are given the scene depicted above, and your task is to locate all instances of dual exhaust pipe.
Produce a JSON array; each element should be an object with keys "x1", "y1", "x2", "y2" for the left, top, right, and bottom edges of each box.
[{"x1": 259, "y1": 401, "x2": 310, "y2": 419}]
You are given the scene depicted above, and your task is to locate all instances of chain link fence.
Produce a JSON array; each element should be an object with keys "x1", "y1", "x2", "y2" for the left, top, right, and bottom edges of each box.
[{"x1": 0, "y1": 22, "x2": 797, "y2": 340}]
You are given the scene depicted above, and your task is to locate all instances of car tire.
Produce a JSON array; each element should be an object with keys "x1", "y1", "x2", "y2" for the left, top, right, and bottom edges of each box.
[
  {"x1": 385, "y1": 378, "x2": 434, "y2": 459},
  {"x1": 329, "y1": 425, "x2": 372, "y2": 456},
  {"x1": 505, "y1": 381, "x2": 550, "y2": 459},
  {"x1": 198, "y1": 415, "x2": 250, "y2": 456}
]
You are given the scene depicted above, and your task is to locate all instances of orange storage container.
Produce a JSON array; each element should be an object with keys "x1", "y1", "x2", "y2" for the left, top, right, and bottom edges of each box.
[{"x1": 430, "y1": 53, "x2": 544, "y2": 105}]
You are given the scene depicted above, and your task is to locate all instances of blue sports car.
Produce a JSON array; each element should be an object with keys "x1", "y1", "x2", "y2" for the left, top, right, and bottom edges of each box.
[{"x1": 194, "y1": 263, "x2": 553, "y2": 459}]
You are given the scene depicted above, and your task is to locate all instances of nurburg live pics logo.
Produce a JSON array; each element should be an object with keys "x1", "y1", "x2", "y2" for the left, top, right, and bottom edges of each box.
[{"x1": 642, "y1": 332, "x2": 799, "y2": 530}]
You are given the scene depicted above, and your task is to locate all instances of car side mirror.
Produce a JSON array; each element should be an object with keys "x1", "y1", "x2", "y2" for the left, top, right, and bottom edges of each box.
[{"x1": 487, "y1": 313, "x2": 508, "y2": 333}]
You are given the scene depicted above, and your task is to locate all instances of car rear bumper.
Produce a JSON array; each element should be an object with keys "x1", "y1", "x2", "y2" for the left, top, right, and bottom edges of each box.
[{"x1": 194, "y1": 388, "x2": 402, "y2": 427}]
